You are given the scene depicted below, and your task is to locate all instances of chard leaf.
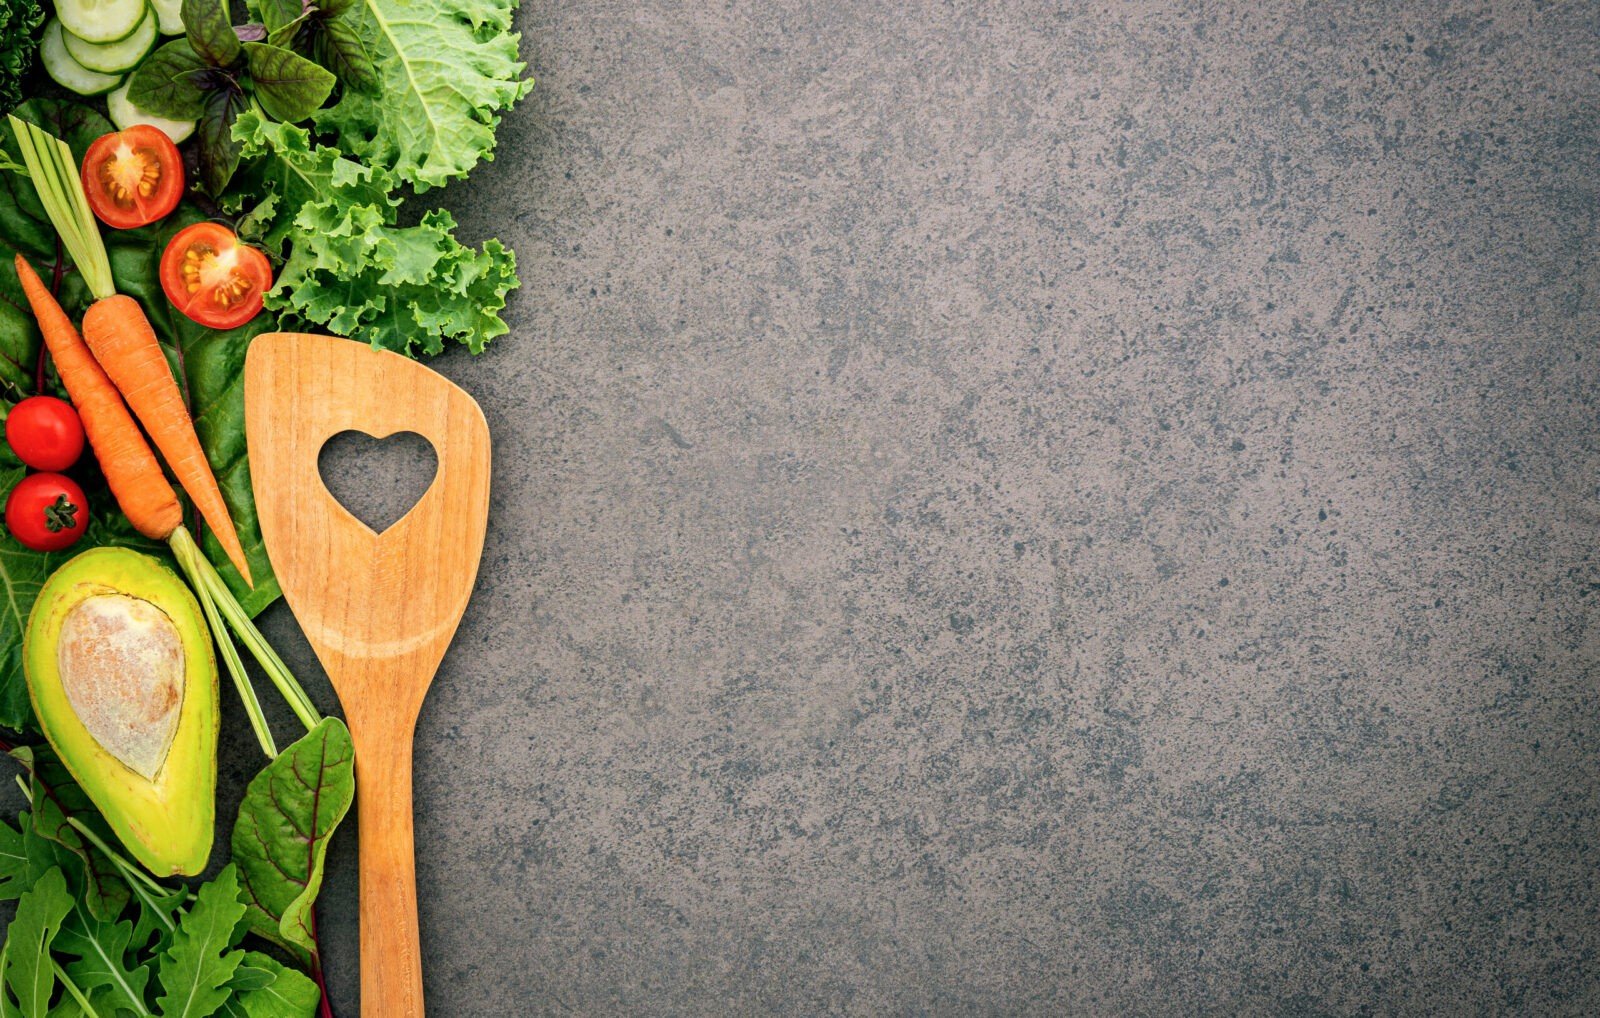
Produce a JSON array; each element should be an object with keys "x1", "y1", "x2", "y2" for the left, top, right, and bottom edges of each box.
[
  {"x1": 242, "y1": 43, "x2": 334, "y2": 123},
  {"x1": 56, "y1": 899, "x2": 154, "y2": 1018},
  {"x1": 310, "y1": 0, "x2": 532, "y2": 190},
  {"x1": 155, "y1": 865, "x2": 248, "y2": 1018},
  {"x1": 12, "y1": 745, "x2": 131, "y2": 922},
  {"x1": 183, "y1": 0, "x2": 241, "y2": 67},
  {"x1": 218, "y1": 954, "x2": 317, "y2": 1018},
  {"x1": 231, "y1": 719, "x2": 354, "y2": 965},
  {"x1": 128, "y1": 41, "x2": 212, "y2": 120},
  {"x1": 1, "y1": 866, "x2": 72, "y2": 1017}
]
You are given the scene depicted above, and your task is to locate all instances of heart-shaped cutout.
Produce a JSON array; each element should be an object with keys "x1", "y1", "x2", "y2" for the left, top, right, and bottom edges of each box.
[{"x1": 318, "y1": 430, "x2": 439, "y2": 534}]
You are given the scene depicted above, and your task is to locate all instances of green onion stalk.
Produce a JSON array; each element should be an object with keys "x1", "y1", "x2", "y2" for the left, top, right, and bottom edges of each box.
[{"x1": 7, "y1": 115, "x2": 319, "y2": 759}]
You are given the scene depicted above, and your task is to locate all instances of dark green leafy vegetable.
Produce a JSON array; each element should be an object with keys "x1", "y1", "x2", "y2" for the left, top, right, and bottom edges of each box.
[
  {"x1": 0, "y1": 0, "x2": 43, "y2": 116},
  {"x1": 13, "y1": 745, "x2": 132, "y2": 922},
  {"x1": 232, "y1": 718, "x2": 354, "y2": 964},
  {"x1": 1, "y1": 866, "x2": 71, "y2": 1016},
  {"x1": 125, "y1": 41, "x2": 212, "y2": 120},
  {"x1": 242, "y1": 42, "x2": 335, "y2": 123},
  {"x1": 55, "y1": 896, "x2": 152, "y2": 1017},
  {"x1": 220, "y1": 953, "x2": 318, "y2": 1017},
  {"x1": 129, "y1": 0, "x2": 336, "y2": 195},
  {"x1": 154, "y1": 864, "x2": 247, "y2": 1018},
  {"x1": 183, "y1": 0, "x2": 240, "y2": 67},
  {"x1": 259, "y1": 0, "x2": 375, "y2": 96}
]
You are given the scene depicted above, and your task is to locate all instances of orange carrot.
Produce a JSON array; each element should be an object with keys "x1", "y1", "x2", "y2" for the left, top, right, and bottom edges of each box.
[
  {"x1": 13, "y1": 255, "x2": 182, "y2": 542},
  {"x1": 81, "y1": 294, "x2": 252, "y2": 585}
]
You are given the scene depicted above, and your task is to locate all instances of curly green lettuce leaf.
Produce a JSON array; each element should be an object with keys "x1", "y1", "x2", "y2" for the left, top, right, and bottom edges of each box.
[
  {"x1": 233, "y1": 112, "x2": 517, "y2": 354},
  {"x1": 0, "y1": 0, "x2": 45, "y2": 116},
  {"x1": 273, "y1": 203, "x2": 517, "y2": 355},
  {"x1": 231, "y1": 110, "x2": 391, "y2": 258},
  {"x1": 310, "y1": 0, "x2": 532, "y2": 190}
]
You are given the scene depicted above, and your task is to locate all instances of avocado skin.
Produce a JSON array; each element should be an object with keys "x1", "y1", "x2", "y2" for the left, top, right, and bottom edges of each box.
[{"x1": 24, "y1": 546, "x2": 219, "y2": 876}]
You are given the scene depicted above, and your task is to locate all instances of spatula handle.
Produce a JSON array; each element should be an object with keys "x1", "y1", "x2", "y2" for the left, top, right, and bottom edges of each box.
[{"x1": 354, "y1": 735, "x2": 425, "y2": 1017}]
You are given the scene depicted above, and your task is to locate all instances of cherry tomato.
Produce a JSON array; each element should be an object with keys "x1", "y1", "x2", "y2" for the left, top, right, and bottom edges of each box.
[
  {"x1": 5, "y1": 473, "x2": 88, "y2": 552},
  {"x1": 6, "y1": 396, "x2": 84, "y2": 472},
  {"x1": 81, "y1": 126, "x2": 184, "y2": 230},
  {"x1": 160, "y1": 222, "x2": 273, "y2": 329}
]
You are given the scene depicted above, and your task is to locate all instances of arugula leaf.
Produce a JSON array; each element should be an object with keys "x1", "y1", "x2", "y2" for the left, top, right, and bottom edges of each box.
[
  {"x1": 310, "y1": 0, "x2": 532, "y2": 190},
  {"x1": 129, "y1": 882, "x2": 188, "y2": 961},
  {"x1": 55, "y1": 899, "x2": 154, "y2": 1018},
  {"x1": 241, "y1": 43, "x2": 334, "y2": 123},
  {"x1": 231, "y1": 719, "x2": 354, "y2": 964},
  {"x1": 217, "y1": 953, "x2": 317, "y2": 1018},
  {"x1": 12, "y1": 745, "x2": 132, "y2": 922},
  {"x1": 155, "y1": 864, "x2": 247, "y2": 1018},
  {"x1": 184, "y1": 0, "x2": 241, "y2": 68},
  {"x1": 2, "y1": 866, "x2": 72, "y2": 1016},
  {"x1": 127, "y1": 41, "x2": 212, "y2": 121}
]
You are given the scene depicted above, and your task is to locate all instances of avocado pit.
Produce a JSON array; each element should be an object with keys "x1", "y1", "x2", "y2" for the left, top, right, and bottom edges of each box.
[{"x1": 58, "y1": 592, "x2": 185, "y2": 780}]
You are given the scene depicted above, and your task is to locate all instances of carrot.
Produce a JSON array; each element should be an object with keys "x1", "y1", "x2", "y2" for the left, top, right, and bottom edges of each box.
[
  {"x1": 81, "y1": 295, "x2": 252, "y2": 586},
  {"x1": 13, "y1": 255, "x2": 182, "y2": 541}
]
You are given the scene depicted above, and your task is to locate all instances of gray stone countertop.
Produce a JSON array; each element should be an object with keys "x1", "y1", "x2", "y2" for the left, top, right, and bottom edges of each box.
[{"x1": 18, "y1": 0, "x2": 1600, "y2": 1014}]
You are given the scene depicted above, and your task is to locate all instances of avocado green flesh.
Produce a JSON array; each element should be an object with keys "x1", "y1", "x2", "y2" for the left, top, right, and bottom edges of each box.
[{"x1": 25, "y1": 547, "x2": 219, "y2": 876}]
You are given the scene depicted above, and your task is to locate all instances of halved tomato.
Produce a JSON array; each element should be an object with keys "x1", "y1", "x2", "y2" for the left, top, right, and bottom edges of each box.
[
  {"x1": 160, "y1": 222, "x2": 274, "y2": 329},
  {"x1": 81, "y1": 125, "x2": 184, "y2": 230}
]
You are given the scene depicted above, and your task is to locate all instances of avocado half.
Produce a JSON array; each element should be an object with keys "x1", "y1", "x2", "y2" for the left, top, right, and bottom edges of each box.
[{"x1": 24, "y1": 547, "x2": 218, "y2": 876}]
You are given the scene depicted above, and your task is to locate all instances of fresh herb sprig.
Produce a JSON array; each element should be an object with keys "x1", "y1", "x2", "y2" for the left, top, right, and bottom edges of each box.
[{"x1": 127, "y1": 0, "x2": 335, "y2": 194}]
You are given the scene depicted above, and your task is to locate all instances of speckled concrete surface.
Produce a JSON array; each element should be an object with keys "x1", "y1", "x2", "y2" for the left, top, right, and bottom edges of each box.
[{"x1": 20, "y1": 0, "x2": 1600, "y2": 1013}]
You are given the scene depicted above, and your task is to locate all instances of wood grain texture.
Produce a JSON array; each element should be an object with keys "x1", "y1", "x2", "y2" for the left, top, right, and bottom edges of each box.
[{"x1": 244, "y1": 333, "x2": 491, "y2": 1018}]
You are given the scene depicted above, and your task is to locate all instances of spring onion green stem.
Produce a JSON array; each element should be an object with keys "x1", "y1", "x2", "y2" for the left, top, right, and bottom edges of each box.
[
  {"x1": 6, "y1": 116, "x2": 113, "y2": 299},
  {"x1": 170, "y1": 529, "x2": 278, "y2": 758},
  {"x1": 170, "y1": 526, "x2": 322, "y2": 732}
]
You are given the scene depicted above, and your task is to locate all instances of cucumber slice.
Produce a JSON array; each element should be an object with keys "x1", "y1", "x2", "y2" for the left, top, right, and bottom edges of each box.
[
  {"x1": 107, "y1": 81, "x2": 196, "y2": 144},
  {"x1": 52, "y1": 0, "x2": 148, "y2": 44},
  {"x1": 62, "y1": 6, "x2": 157, "y2": 73},
  {"x1": 40, "y1": 20, "x2": 123, "y2": 96},
  {"x1": 150, "y1": 0, "x2": 181, "y2": 35}
]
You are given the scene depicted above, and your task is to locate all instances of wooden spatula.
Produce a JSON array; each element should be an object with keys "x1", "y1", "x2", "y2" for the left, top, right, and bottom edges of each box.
[{"x1": 244, "y1": 333, "x2": 491, "y2": 1018}]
